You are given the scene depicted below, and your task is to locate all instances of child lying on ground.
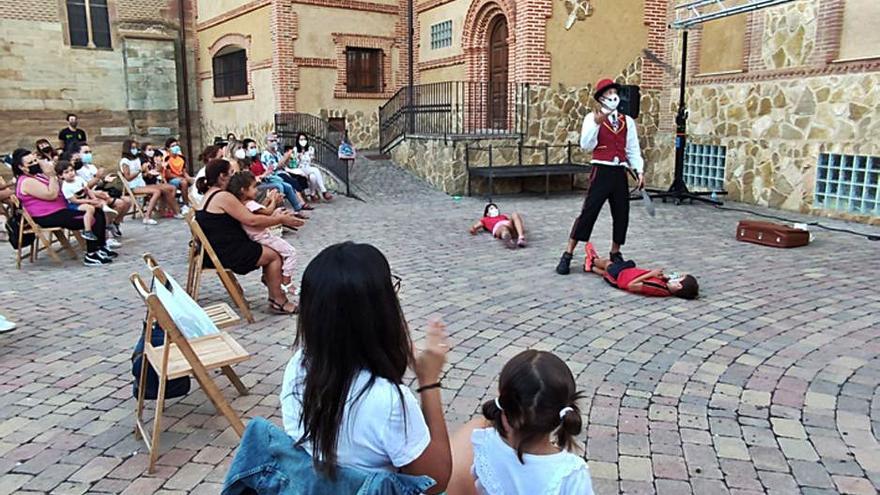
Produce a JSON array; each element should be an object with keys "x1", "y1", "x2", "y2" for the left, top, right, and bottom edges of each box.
[
  {"x1": 584, "y1": 242, "x2": 699, "y2": 299},
  {"x1": 469, "y1": 203, "x2": 527, "y2": 249},
  {"x1": 228, "y1": 171, "x2": 302, "y2": 296}
]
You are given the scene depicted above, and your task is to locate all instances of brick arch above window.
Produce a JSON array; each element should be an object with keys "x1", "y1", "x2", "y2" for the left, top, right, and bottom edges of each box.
[
  {"x1": 461, "y1": 0, "x2": 517, "y2": 83},
  {"x1": 209, "y1": 33, "x2": 254, "y2": 102},
  {"x1": 208, "y1": 33, "x2": 252, "y2": 59}
]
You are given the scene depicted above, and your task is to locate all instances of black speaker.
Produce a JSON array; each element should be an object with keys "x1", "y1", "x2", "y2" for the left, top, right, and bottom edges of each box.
[{"x1": 618, "y1": 84, "x2": 641, "y2": 119}]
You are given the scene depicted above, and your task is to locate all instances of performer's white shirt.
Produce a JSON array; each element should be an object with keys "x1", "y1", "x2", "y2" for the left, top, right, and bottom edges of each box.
[{"x1": 580, "y1": 111, "x2": 644, "y2": 175}]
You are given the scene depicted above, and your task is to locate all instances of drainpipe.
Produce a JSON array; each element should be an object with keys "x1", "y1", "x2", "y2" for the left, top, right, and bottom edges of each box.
[
  {"x1": 178, "y1": 0, "x2": 195, "y2": 174},
  {"x1": 407, "y1": 0, "x2": 414, "y2": 134}
]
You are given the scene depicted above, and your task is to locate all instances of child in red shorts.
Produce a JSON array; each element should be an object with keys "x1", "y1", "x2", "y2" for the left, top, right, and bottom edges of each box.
[
  {"x1": 584, "y1": 242, "x2": 699, "y2": 299},
  {"x1": 469, "y1": 203, "x2": 527, "y2": 249}
]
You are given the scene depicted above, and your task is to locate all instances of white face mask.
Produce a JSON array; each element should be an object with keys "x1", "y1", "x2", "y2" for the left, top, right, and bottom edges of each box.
[
  {"x1": 487, "y1": 206, "x2": 500, "y2": 218},
  {"x1": 145, "y1": 150, "x2": 155, "y2": 158},
  {"x1": 234, "y1": 149, "x2": 246, "y2": 160},
  {"x1": 298, "y1": 139, "x2": 308, "y2": 147},
  {"x1": 601, "y1": 94, "x2": 620, "y2": 112}
]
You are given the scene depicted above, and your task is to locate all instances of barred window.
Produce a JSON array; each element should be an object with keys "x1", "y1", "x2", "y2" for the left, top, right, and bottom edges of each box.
[
  {"x1": 431, "y1": 20, "x2": 453, "y2": 50},
  {"x1": 66, "y1": 0, "x2": 111, "y2": 49},
  {"x1": 213, "y1": 48, "x2": 248, "y2": 98}
]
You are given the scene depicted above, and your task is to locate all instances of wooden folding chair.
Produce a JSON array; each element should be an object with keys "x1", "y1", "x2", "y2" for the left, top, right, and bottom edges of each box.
[
  {"x1": 119, "y1": 166, "x2": 149, "y2": 219},
  {"x1": 12, "y1": 196, "x2": 85, "y2": 269},
  {"x1": 184, "y1": 214, "x2": 255, "y2": 323},
  {"x1": 131, "y1": 272, "x2": 250, "y2": 473},
  {"x1": 143, "y1": 253, "x2": 241, "y2": 329}
]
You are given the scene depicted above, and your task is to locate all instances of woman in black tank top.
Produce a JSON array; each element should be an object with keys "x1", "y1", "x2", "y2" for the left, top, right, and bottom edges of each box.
[{"x1": 195, "y1": 159, "x2": 305, "y2": 314}]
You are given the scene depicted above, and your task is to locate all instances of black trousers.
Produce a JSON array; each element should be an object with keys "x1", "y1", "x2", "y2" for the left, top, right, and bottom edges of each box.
[
  {"x1": 569, "y1": 165, "x2": 629, "y2": 246},
  {"x1": 276, "y1": 172, "x2": 308, "y2": 192},
  {"x1": 33, "y1": 208, "x2": 106, "y2": 253}
]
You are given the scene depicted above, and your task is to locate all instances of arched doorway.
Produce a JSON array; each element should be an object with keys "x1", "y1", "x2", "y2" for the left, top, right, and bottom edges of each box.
[{"x1": 487, "y1": 16, "x2": 508, "y2": 129}]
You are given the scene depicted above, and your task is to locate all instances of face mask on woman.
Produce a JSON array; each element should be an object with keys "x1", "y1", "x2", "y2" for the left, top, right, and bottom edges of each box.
[
  {"x1": 234, "y1": 149, "x2": 246, "y2": 160},
  {"x1": 600, "y1": 94, "x2": 620, "y2": 112},
  {"x1": 130, "y1": 147, "x2": 139, "y2": 156},
  {"x1": 39, "y1": 146, "x2": 52, "y2": 155},
  {"x1": 81, "y1": 152, "x2": 93, "y2": 164},
  {"x1": 170, "y1": 145, "x2": 182, "y2": 155},
  {"x1": 28, "y1": 164, "x2": 42, "y2": 175},
  {"x1": 298, "y1": 138, "x2": 308, "y2": 147},
  {"x1": 145, "y1": 149, "x2": 155, "y2": 158},
  {"x1": 247, "y1": 148, "x2": 258, "y2": 158}
]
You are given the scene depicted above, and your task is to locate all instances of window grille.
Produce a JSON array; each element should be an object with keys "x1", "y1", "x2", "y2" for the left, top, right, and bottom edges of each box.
[{"x1": 431, "y1": 20, "x2": 453, "y2": 50}]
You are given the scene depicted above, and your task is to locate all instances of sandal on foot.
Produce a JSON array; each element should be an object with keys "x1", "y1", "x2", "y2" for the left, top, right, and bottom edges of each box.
[
  {"x1": 517, "y1": 237, "x2": 527, "y2": 248},
  {"x1": 268, "y1": 298, "x2": 298, "y2": 315}
]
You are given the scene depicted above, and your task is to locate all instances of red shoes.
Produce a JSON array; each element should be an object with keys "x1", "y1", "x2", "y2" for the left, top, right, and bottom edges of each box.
[{"x1": 583, "y1": 242, "x2": 598, "y2": 272}]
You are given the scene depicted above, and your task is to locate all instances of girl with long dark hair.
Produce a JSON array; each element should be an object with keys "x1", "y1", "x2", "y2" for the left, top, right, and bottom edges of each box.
[
  {"x1": 293, "y1": 132, "x2": 332, "y2": 202},
  {"x1": 119, "y1": 138, "x2": 179, "y2": 224},
  {"x1": 281, "y1": 242, "x2": 452, "y2": 492}
]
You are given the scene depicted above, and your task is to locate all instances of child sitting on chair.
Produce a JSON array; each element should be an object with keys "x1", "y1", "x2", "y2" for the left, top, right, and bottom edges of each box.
[
  {"x1": 469, "y1": 203, "x2": 527, "y2": 249},
  {"x1": 227, "y1": 171, "x2": 300, "y2": 295},
  {"x1": 57, "y1": 160, "x2": 109, "y2": 242},
  {"x1": 584, "y1": 242, "x2": 699, "y2": 299}
]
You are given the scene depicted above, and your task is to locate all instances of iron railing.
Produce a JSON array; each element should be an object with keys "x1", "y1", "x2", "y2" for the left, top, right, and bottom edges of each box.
[
  {"x1": 275, "y1": 113, "x2": 351, "y2": 196},
  {"x1": 379, "y1": 81, "x2": 530, "y2": 151}
]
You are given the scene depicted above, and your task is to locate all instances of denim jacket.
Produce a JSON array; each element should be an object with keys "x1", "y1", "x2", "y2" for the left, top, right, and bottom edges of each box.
[{"x1": 222, "y1": 417, "x2": 436, "y2": 495}]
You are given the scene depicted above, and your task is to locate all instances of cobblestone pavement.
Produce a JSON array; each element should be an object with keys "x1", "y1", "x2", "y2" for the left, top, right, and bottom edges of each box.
[{"x1": 2, "y1": 157, "x2": 880, "y2": 495}]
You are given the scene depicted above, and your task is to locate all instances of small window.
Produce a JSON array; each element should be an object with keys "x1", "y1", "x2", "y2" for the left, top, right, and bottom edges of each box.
[
  {"x1": 346, "y1": 47, "x2": 383, "y2": 93},
  {"x1": 431, "y1": 20, "x2": 453, "y2": 50},
  {"x1": 684, "y1": 143, "x2": 726, "y2": 191},
  {"x1": 66, "y1": 0, "x2": 112, "y2": 48},
  {"x1": 815, "y1": 153, "x2": 880, "y2": 215},
  {"x1": 213, "y1": 48, "x2": 248, "y2": 97}
]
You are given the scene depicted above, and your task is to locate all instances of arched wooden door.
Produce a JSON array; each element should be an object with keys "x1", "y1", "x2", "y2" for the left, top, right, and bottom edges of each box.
[{"x1": 487, "y1": 16, "x2": 509, "y2": 130}]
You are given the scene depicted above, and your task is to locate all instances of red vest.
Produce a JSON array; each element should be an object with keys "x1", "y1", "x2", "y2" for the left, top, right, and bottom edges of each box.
[{"x1": 592, "y1": 115, "x2": 628, "y2": 163}]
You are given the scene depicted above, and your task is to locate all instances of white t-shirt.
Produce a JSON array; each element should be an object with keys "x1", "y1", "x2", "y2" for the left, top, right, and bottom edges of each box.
[
  {"x1": 120, "y1": 157, "x2": 145, "y2": 189},
  {"x1": 280, "y1": 349, "x2": 430, "y2": 472},
  {"x1": 471, "y1": 428, "x2": 594, "y2": 495},
  {"x1": 61, "y1": 176, "x2": 88, "y2": 201},
  {"x1": 76, "y1": 163, "x2": 99, "y2": 183}
]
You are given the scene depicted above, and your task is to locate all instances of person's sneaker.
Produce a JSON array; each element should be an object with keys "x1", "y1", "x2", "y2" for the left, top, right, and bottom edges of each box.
[
  {"x1": 109, "y1": 223, "x2": 122, "y2": 237},
  {"x1": 610, "y1": 251, "x2": 624, "y2": 264},
  {"x1": 84, "y1": 252, "x2": 104, "y2": 266},
  {"x1": 181, "y1": 205, "x2": 191, "y2": 215},
  {"x1": 99, "y1": 247, "x2": 119, "y2": 258},
  {"x1": 556, "y1": 252, "x2": 573, "y2": 275},
  {"x1": 105, "y1": 238, "x2": 122, "y2": 249},
  {"x1": 102, "y1": 204, "x2": 118, "y2": 216},
  {"x1": 82, "y1": 231, "x2": 98, "y2": 241},
  {"x1": 0, "y1": 314, "x2": 16, "y2": 334},
  {"x1": 173, "y1": 213, "x2": 185, "y2": 219},
  {"x1": 584, "y1": 242, "x2": 598, "y2": 272},
  {"x1": 143, "y1": 218, "x2": 158, "y2": 225}
]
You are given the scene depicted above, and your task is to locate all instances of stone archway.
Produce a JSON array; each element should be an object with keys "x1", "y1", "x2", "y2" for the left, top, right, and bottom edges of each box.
[{"x1": 462, "y1": 0, "x2": 516, "y2": 83}]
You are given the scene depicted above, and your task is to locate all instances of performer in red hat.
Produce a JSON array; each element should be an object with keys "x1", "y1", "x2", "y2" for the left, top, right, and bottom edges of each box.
[{"x1": 555, "y1": 78, "x2": 645, "y2": 275}]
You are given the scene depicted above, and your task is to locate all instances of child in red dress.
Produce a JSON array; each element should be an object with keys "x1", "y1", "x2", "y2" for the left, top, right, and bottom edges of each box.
[
  {"x1": 584, "y1": 242, "x2": 699, "y2": 299},
  {"x1": 469, "y1": 203, "x2": 527, "y2": 249}
]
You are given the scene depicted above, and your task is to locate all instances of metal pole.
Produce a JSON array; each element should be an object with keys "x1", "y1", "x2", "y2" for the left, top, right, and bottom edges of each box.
[
  {"x1": 178, "y1": 0, "x2": 194, "y2": 174},
  {"x1": 671, "y1": 30, "x2": 689, "y2": 194},
  {"x1": 407, "y1": 0, "x2": 415, "y2": 135}
]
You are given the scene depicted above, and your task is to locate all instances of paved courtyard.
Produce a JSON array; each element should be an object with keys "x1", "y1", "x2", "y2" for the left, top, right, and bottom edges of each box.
[{"x1": 2, "y1": 157, "x2": 880, "y2": 495}]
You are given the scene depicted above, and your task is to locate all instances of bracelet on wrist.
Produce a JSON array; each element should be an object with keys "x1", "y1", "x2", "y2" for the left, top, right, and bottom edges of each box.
[{"x1": 416, "y1": 382, "x2": 442, "y2": 393}]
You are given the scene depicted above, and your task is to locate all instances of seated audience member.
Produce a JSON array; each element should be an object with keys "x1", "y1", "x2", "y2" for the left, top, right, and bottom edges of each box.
[
  {"x1": 163, "y1": 137, "x2": 194, "y2": 208},
  {"x1": 67, "y1": 141, "x2": 131, "y2": 237},
  {"x1": 228, "y1": 171, "x2": 301, "y2": 297},
  {"x1": 119, "y1": 139, "x2": 180, "y2": 225},
  {"x1": 584, "y1": 242, "x2": 699, "y2": 299},
  {"x1": 469, "y1": 203, "x2": 528, "y2": 249},
  {"x1": 280, "y1": 242, "x2": 452, "y2": 494},
  {"x1": 293, "y1": 132, "x2": 332, "y2": 202},
  {"x1": 195, "y1": 159, "x2": 303, "y2": 314},
  {"x1": 11, "y1": 148, "x2": 113, "y2": 266},
  {"x1": 447, "y1": 350, "x2": 593, "y2": 495},
  {"x1": 189, "y1": 145, "x2": 225, "y2": 207},
  {"x1": 35, "y1": 139, "x2": 57, "y2": 164},
  {"x1": 57, "y1": 160, "x2": 106, "y2": 243},
  {"x1": 140, "y1": 143, "x2": 165, "y2": 185},
  {"x1": 242, "y1": 138, "x2": 307, "y2": 212}
]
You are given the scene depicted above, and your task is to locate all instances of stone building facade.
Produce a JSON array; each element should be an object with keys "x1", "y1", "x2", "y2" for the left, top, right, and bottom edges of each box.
[
  {"x1": 0, "y1": 0, "x2": 199, "y2": 165},
  {"x1": 649, "y1": 0, "x2": 880, "y2": 224}
]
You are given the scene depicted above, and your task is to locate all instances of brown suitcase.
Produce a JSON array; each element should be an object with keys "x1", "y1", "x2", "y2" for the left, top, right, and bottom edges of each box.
[{"x1": 736, "y1": 220, "x2": 809, "y2": 248}]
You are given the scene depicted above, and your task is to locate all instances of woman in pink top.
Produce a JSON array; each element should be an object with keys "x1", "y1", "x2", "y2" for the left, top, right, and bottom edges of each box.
[{"x1": 11, "y1": 148, "x2": 113, "y2": 266}]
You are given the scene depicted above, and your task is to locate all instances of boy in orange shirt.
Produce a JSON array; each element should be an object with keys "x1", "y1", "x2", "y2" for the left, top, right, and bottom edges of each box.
[{"x1": 163, "y1": 137, "x2": 194, "y2": 208}]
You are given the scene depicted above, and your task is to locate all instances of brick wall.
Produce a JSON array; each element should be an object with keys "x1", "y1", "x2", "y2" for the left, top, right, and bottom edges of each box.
[{"x1": 271, "y1": 0, "x2": 297, "y2": 112}]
